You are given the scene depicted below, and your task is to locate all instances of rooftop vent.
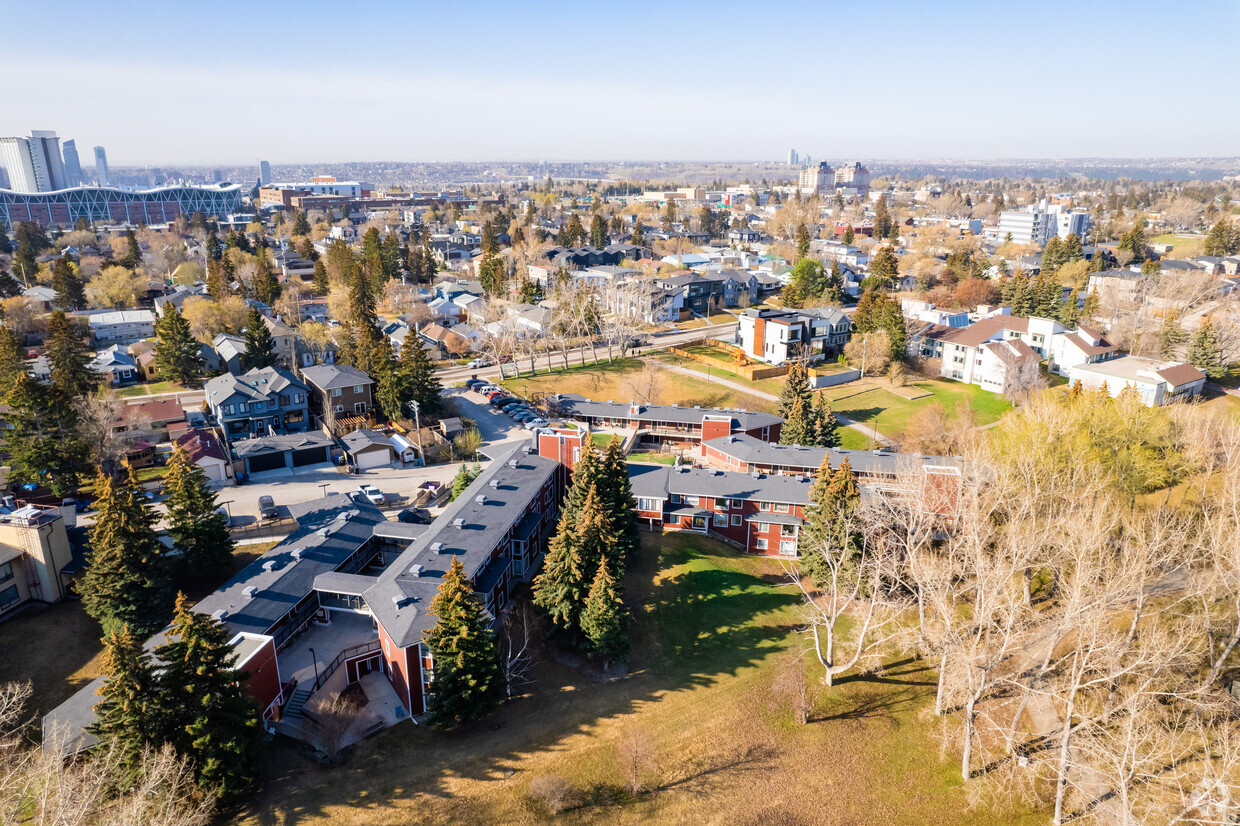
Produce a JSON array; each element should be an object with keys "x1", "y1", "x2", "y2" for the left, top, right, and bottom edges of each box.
[
  {"x1": 508, "y1": 458, "x2": 519, "y2": 468},
  {"x1": 291, "y1": 548, "x2": 304, "y2": 560},
  {"x1": 452, "y1": 518, "x2": 465, "y2": 529},
  {"x1": 317, "y1": 527, "x2": 332, "y2": 538},
  {"x1": 715, "y1": 469, "x2": 724, "y2": 476},
  {"x1": 410, "y1": 564, "x2": 423, "y2": 578},
  {"x1": 262, "y1": 560, "x2": 277, "y2": 572},
  {"x1": 475, "y1": 494, "x2": 487, "y2": 505},
  {"x1": 751, "y1": 471, "x2": 762, "y2": 479},
  {"x1": 523, "y1": 445, "x2": 534, "y2": 454},
  {"x1": 490, "y1": 479, "x2": 501, "y2": 489},
  {"x1": 211, "y1": 609, "x2": 229, "y2": 621},
  {"x1": 242, "y1": 586, "x2": 258, "y2": 599},
  {"x1": 431, "y1": 542, "x2": 444, "y2": 552},
  {"x1": 391, "y1": 595, "x2": 403, "y2": 607}
]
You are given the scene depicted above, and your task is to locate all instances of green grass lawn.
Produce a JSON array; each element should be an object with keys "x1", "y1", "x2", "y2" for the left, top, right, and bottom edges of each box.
[
  {"x1": 116, "y1": 380, "x2": 193, "y2": 398},
  {"x1": 626, "y1": 451, "x2": 677, "y2": 465},
  {"x1": 837, "y1": 426, "x2": 876, "y2": 450},
  {"x1": 1152, "y1": 233, "x2": 1207, "y2": 258},
  {"x1": 238, "y1": 532, "x2": 1040, "y2": 825},
  {"x1": 653, "y1": 351, "x2": 788, "y2": 397},
  {"x1": 826, "y1": 378, "x2": 1013, "y2": 440}
]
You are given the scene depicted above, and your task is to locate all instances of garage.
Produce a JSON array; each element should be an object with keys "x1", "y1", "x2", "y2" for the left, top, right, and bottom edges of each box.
[
  {"x1": 245, "y1": 451, "x2": 285, "y2": 474},
  {"x1": 342, "y1": 429, "x2": 395, "y2": 470},
  {"x1": 292, "y1": 446, "x2": 330, "y2": 467}
]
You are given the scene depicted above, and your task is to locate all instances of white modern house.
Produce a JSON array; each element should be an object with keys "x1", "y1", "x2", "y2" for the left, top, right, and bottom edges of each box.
[
  {"x1": 1065, "y1": 357, "x2": 1206, "y2": 406},
  {"x1": 737, "y1": 306, "x2": 851, "y2": 365},
  {"x1": 87, "y1": 310, "x2": 156, "y2": 347}
]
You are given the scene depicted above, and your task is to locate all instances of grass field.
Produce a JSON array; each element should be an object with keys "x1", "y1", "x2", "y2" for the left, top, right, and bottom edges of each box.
[
  {"x1": 1152, "y1": 233, "x2": 1207, "y2": 258},
  {"x1": 116, "y1": 380, "x2": 193, "y2": 398},
  {"x1": 824, "y1": 378, "x2": 1013, "y2": 440},
  {"x1": 0, "y1": 541, "x2": 278, "y2": 722},
  {"x1": 626, "y1": 451, "x2": 677, "y2": 465},
  {"x1": 654, "y1": 351, "x2": 789, "y2": 397},
  {"x1": 501, "y1": 358, "x2": 776, "y2": 414},
  {"x1": 237, "y1": 533, "x2": 1039, "y2": 825}
]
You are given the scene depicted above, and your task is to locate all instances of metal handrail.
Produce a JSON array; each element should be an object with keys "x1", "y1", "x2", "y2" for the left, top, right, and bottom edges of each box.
[{"x1": 312, "y1": 638, "x2": 381, "y2": 692}]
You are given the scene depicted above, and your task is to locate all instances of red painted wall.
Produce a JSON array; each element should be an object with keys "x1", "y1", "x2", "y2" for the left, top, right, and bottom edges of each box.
[
  {"x1": 379, "y1": 622, "x2": 412, "y2": 713},
  {"x1": 700, "y1": 417, "x2": 733, "y2": 443},
  {"x1": 237, "y1": 638, "x2": 282, "y2": 719}
]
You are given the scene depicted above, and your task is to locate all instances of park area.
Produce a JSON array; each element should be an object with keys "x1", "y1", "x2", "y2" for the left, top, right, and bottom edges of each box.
[{"x1": 237, "y1": 532, "x2": 1040, "y2": 825}]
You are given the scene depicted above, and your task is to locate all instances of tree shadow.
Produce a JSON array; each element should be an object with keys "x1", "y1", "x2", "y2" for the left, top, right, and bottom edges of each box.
[
  {"x1": 834, "y1": 657, "x2": 939, "y2": 689},
  {"x1": 813, "y1": 686, "x2": 920, "y2": 724}
]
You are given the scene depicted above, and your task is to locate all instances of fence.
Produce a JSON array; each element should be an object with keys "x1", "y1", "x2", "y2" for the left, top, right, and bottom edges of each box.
[{"x1": 663, "y1": 337, "x2": 791, "y2": 382}]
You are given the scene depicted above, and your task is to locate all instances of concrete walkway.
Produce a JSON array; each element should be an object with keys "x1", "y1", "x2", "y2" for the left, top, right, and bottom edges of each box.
[{"x1": 650, "y1": 361, "x2": 890, "y2": 445}]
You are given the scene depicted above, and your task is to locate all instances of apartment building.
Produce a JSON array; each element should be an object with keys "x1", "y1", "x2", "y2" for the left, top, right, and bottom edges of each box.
[
  {"x1": 548, "y1": 394, "x2": 783, "y2": 447},
  {"x1": 1065, "y1": 357, "x2": 1206, "y2": 406},
  {"x1": 700, "y1": 433, "x2": 958, "y2": 480},
  {"x1": 87, "y1": 310, "x2": 156, "y2": 347},
  {"x1": 0, "y1": 504, "x2": 74, "y2": 619}
]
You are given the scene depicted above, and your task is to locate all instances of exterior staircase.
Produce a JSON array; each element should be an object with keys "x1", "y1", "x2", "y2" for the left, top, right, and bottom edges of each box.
[{"x1": 284, "y1": 687, "x2": 313, "y2": 719}]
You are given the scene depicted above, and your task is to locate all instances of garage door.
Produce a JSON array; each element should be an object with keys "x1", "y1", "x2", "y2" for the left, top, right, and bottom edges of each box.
[
  {"x1": 200, "y1": 461, "x2": 226, "y2": 482},
  {"x1": 246, "y1": 452, "x2": 285, "y2": 474},
  {"x1": 355, "y1": 448, "x2": 391, "y2": 470},
  {"x1": 291, "y1": 446, "x2": 329, "y2": 467}
]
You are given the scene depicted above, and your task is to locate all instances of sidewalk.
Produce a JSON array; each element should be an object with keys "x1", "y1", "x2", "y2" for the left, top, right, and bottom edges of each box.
[{"x1": 650, "y1": 361, "x2": 889, "y2": 445}]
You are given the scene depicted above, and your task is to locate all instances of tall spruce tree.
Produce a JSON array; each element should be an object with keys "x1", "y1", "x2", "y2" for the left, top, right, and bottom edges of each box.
[
  {"x1": 580, "y1": 558, "x2": 628, "y2": 664},
  {"x1": 312, "y1": 259, "x2": 329, "y2": 294},
  {"x1": 778, "y1": 361, "x2": 814, "y2": 420},
  {"x1": 242, "y1": 307, "x2": 278, "y2": 370},
  {"x1": 120, "y1": 228, "x2": 142, "y2": 269},
  {"x1": 631, "y1": 218, "x2": 645, "y2": 247},
  {"x1": 780, "y1": 393, "x2": 815, "y2": 446},
  {"x1": 164, "y1": 445, "x2": 233, "y2": 578},
  {"x1": 1188, "y1": 317, "x2": 1225, "y2": 379},
  {"x1": 600, "y1": 437, "x2": 639, "y2": 570},
  {"x1": 796, "y1": 223, "x2": 811, "y2": 260},
  {"x1": 814, "y1": 393, "x2": 841, "y2": 448},
  {"x1": 573, "y1": 484, "x2": 617, "y2": 601},
  {"x1": 426, "y1": 557, "x2": 506, "y2": 727},
  {"x1": 45, "y1": 310, "x2": 96, "y2": 398},
  {"x1": 799, "y1": 457, "x2": 860, "y2": 587},
  {"x1": 869, "y1": 245, "x2": 899, "y2": 287},
  {"x1": 534, "y1": 511, "x2": 587, "y2": 634},
  {"x1": 155, "y1": 594, "x2": 264, "y2": 800},
  {"x1": 1159, "y1": 310, "x2": 1188, "y2": 359},
  {"x1": 155, "y1": 305, "x2": 203, "y2": 385},
  {"x1": 402, "y1": 329, "x2": 443, "y2": 415},
  {"x1": 79, "y1": 469, "x2": 173, "y2": 637},
  {"x1": 88, "y1": 624, "x2": 159, "y2": 774},
  {"x1": 250, "y1": 249, "x2": 282, "y2": 305},
  {"x1": 51, "y1": 254, "x2": 86, "y2": 310},
  {"x1": 590, "y1": 213, "x2": 607, "y2": 247}
]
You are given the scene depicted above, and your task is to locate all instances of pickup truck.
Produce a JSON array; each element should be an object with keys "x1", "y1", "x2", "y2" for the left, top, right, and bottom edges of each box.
[{"x1": 358, "y1": 484, "x2": 385, "y2": 505}]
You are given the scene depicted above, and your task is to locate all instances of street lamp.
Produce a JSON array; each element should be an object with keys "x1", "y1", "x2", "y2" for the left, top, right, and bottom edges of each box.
[
  {"x1": 218, "y1": 499, "x2": 233, "y2": 523},
  {"x1": 308, "y1": 647, "x2": 320, "y2": 687},
  {"x1": 407, "y1": 400, "x2": 424, "y2": 467},
  {"x1": 318, "y1": 483, "x2": 330, "y2": 499}
]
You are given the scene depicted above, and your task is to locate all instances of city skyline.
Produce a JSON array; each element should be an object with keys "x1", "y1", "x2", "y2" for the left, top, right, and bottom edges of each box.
[{"x1": 2, "y1": 0, "x2": 1236, "y2": 165}]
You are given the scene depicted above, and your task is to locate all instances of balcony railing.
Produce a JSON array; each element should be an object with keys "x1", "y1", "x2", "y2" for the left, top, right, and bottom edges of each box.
[{"x1": 312, "y1": 638, "x2": 382, "y2": 692}]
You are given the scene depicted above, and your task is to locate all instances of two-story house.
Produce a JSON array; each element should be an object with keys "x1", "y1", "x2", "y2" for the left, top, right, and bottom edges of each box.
[
  {"x1": 738, "y1": 306, "x2": 851, "y2": 365},
  {"x1": 86, "y1": 310, "x2": 156, "y2": 347},
  {"x1": 654, "y1": 273, "x2": 727, "y2": 317},
  {"x1": 204, "y1": 366, "x2": 309, "y2": 439},
  {"x1": 300, "y1": 364, "x2": 375, "y2": 431}
]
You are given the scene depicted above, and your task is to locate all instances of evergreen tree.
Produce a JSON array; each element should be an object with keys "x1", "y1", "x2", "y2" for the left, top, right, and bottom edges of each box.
[
  {"x1": 869, "y1": 245, "x2": 899, "y2": 287},
  {"x1": 780, "y1": 393, "x2": 814, "y2": 446},
  {"x1": 1188, "y1": 317, "x2": 1225, "y2": 379},
  {"x1": 872, "y1": 194, "x2": 892, "y2": 239},
  {"x1": 45, "y1": 310, "x2": 96, "y2": 398},
  {"x1": 88, "y1": 624, "x2": 159, "y2": 774},
  {"x1": 842, "y1": 224, "x2": 855, "y2": 245},
  {"x1": 426, "y1": 557, "x2": 506, "y2": 727},
  {"x1": 164, "y1": 445, "x2": 233, "y2": 578},
  {"x1": 402, "y1": 332, "x2": 443, "y2": 416},
  {"x1": 0, "y1": 225, "x2": 10, "y2": 255},
  {"x1": 580, "y1": 557, "x2": 627, "y2": 663},
  {"x1": 380, "y1": 232, "x2": 402, "y2": 280},
  {"x1": 291, "y1": 210, "x2": 311, "y2": 237},
  {"x1": 206, "y1": 258, "x2": 227, "y2": 299},
  {"x1": 534, "y1": 511, "x2": 587, "y2": 634},
  {"x1": 155, "y1": 305, "x2": 203, "y2": 385},
  {"x1": 1118, "y1": 224, "x2": 1146, "y2": 263},
  {"x1": 1060, "y1": 286, "x2": 1081, "y2": 328},
  {"x1": 0, "y1": 361, "x2": 87, "y2": 495},
  {"x1": 561, "y1": 214, "x2": 585, "y2": 247},
  {"x1": 1081, "y1": 288, "x2": 1101, "y2": 320},
  {"x1": 250, "y1": 249, "x2": 281, "y2": 305},
  {"x1": 79, "y1": 469, "x2": 173, "y2": 637},
  {"x1": 799, "y1": 457, "x2": 860, "y2": 587},
  {"x1": 1041, "y1": 235, "x2": 1064, "y2": 274},
  {"x1": 1159, "y1": 310, "x2": 1188, "y2": 359},
  {"x1": 823, "y1": 262, "x2": 845, "y2": 305},
  {"x1": 662, "y1": 200, "x2": 677, "y2": 232},
  {"x1": 813, "y1": 393, "x2": 841, "y2": 448},
  {"x1": 778, "y1": 361, "x2": 814, "y2": 420},
  {"x1": 205, "y1": 230, "x2": 222, "y2": 262},
  {"x1": 518, "y1": 278, "x2": 544, "y2": 303},
  {"x1": 599, "y1": 437, "x2": 640, "y2": 570},
  {"x1": 1062, "y1": 232, "x2": 1084, "y2": 262},
  {"x1": 120, "y1": 228, "x2": 142, "y2": 269},
  {"x1": 631, "y1": 218, "x2": 645, "y2": 247},
  {"x1": 242, "y1": 307, "x2": 278, "y2": 370},
  {"x1": 51, "y1": 254, "x2": 86, "y2": 310},
  {"x1": 312, "y1": 259, "x2": 329, "y2": 294},
  {"x1": 450, "y1": 463, "x2": 482, "y2": 499},
  {"x1": 560, "y1": 440, "x2": 604, "y2": 527},
  {"x1": 796, "y1": 223, "x2": 811, "y2": 260},
  {"x1": 1033, "y1": 271, "x2": 1060, "y2": 318},
  {"x1": 572, "y1": 484, "x2": 617, "y2": 594},
  {"x1": 155, "y1": 594, "x2": 264, "y2": 800},
  {"x1": 589, "y1": 213, "x2": 607, "y2": 247}
]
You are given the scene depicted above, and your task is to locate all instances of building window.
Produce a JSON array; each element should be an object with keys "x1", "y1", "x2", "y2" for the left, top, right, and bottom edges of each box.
[
  {"x1": 0, "y1": 562, "x2": 11, "y2": 585},
  {"x1": 754, "y1": 522, "x2": 768, "y2": 532},
  {"x1": 780, "y1": 540, "x2": 796, "y2": 554},
  {"x1": 332, "y1": 388, "x2": 343, "y2": 397},
  {"x1": 714, "y1": 513, "x2": 727, "y2": 526},
  {"x1": 731, "y1": 514, "x2": 742, "y2": 526},
  {"x1": 714, "y1": 497, "x2": 727, "y2": 510},
  {"x1": 774, "y1": 503, "x2": 790, "y2": 514},
  {"x1": 637, "y1": 497, "x2": 659, "y2": 512},
  {"x1": 0, "y1": 585, "x2": 16, "y2": 611},
  {"x1": 755, "y1": 538, "x2": 769, "y2": 550},
  {"x1": 686, "y1": 496, "x2": 698, "y2": 506},
  {"x1": 670, "y1": 494, "x2": 681, "y2": 505},
  {"x1": 781, "y1": 524, "x2": 797, "y2": 537},
  {"x1": 730, "y1": 499, "x2": 743, "y2": 509}
]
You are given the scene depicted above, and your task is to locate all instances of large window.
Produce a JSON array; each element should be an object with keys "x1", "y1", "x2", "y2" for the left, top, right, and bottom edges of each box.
[
  {"x1": 0, "y1": 562, "x2": 12, "y2": 584},
  {"x1": 0, "y1": 585, "x2": 17, "y2": 611},
  {"x1": 637, "y1": 498, "x2": 660, "y2": 512},
  {"x1": 714, "y1": 513, "x2": 727, "y2": 527},
  {"x1": 731, "y1": 514, "x2": 742, "y2": 526},
  {"x1": 780, "y1": 540, "x2": 796, "y2": 554},
  {"x1": 755, "y1": 538, "x2": 768, "y2": 550}
]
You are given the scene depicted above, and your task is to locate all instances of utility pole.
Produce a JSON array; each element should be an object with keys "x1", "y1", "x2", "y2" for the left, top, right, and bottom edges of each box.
[{"x1": 407, "y1": 400, "x2": 424, "y2": 467}]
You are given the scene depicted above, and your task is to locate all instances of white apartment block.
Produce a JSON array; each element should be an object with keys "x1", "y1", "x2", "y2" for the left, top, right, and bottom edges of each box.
[
  {"x1": 87, "y1": 310, "x2": 157, "y2": 346},
  {"x1": 738, "y1": 306, "x2": 851, "y2": 365},
  {"x1": 991, "y1": 200, "x2": 1091, "y2": 246},
  {"x1": 1066, "y1": 357, "x2": 1205, "y2": 406}
]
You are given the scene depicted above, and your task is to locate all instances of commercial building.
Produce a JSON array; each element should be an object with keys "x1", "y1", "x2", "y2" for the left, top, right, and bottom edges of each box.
[
  {"x1": 798, "y1": 161, "x2": 834, "y2": 195},
  {"x1": 834, "y1": 162, "x2": 871, "y2": 193},
  {"x1": 259, "y1": 160, "x2": 272, "y2": 185},
  {"x1": 61, "y1": 140, "x2": 83, "y2": 187},
  {"x1": 93, "y1": 146, "x2": 109, "y2": 186},
  {"x1": 991, "y1": 200, "x2": 1091, "y2": 246},
  {"x1": 0, "y1": 131, "x2": 68, "y2": 193},
  {"x1": 0, "y1": 183, "x2": 243, "y2": 230}
]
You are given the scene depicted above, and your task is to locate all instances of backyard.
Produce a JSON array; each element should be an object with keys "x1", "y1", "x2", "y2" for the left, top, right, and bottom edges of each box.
[
  {"x1": 237, "y1": 532, "x2": 1039, "y2": 825},
  {"x1": 822, "y1": 377, "x2": 1014, "y2": 442}
]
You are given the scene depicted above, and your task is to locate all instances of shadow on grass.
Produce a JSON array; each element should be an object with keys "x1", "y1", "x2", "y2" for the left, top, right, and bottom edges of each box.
[
  {"x1": 833, "y1": 405, "x2": 883, "y2": 423},
  {"x1": 835, "y1": 657, "x2": 939, "y2": 689}
]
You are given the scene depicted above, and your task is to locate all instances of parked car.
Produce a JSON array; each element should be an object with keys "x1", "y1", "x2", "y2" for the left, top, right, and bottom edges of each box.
[
  {"x1": 258, "y1": 495, "x2": 278, "y2": 520},
  {"x1": 467, "y1": 357, "x2": 494, "y2": 369},
  {"x1": 498, "y1": 354, "x2": 513, "y2": 364},
  {"x1": 524, "y1": 418, "x2": 550, "y2": 429},
  {"x1": 465, "y1": 378, "x2": 485, "y2": 389},
  {"x1": 500, "y1": 401, "x2": 528, "y2": 412},
  {"x1": 358, "y1": 484, "x2": 385, "y2": 505},
  {"x1": 491, "y1": 396, "x2": 517, "y2": 408},
  {"x1": 512, "y1": 411, "x2": 536, "y2": 422}
]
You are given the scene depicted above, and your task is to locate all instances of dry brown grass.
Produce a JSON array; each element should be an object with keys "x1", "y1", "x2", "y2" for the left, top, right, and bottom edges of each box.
[{"x1": 236, "y1": 534, "x2": 1044, "y2": 825}]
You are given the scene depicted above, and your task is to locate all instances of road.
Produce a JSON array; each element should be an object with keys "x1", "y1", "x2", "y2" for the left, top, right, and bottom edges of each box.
[{"x1": 436, "y1": 322, "x2": 740, "y2": 385}]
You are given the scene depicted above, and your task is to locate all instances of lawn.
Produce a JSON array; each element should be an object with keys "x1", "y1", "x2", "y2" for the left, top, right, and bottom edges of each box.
[
  {"x1": 825, "y1": 378, "x2": 1013, "y2": 440},
  {"x1": 1151, "y1": 233, "x2": 1207, "y2": 258},
  {"x1": 626, "y1": 451, "x2": 677, "y2": 465},
  {"x1": 653, "y1": 351, "x2": 788, "y2": 397},
  {"x1": 116, "y1": 380, "x2": 193, "y2": 398},
  {"x1": 501, "y1": 358, "x2": 776, "y2": 414},
  {"x1": 0, "y1": 541, "x2": 278, "y2": 722},
  {"x1": 237, "y1": 533, "x2": 1039, "y2": 825}
]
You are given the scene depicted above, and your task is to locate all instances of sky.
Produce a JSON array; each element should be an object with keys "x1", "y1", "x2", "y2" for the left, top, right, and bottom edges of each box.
[{"x1": 2, "y1": 0, "x2": 1238, "y2": 166}]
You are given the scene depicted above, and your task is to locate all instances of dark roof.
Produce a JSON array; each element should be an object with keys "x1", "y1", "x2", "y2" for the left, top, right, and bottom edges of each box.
[
  {"x1": 205, "y1": 365, "x2": 305, "y2": 404},
  {"x1": 1156, "y1": 363, "x2": 1207, "y2": 386},
  {"x1": 231, "y1": 431, "x2": 333, "y2": 458},
  {"x1": 701, "y1": 434, "x2": 958, "y2": 476},
  {"x1": 628, "y1": 463, "x2": 815, "y2": 506},
  {"x1": 342, "y1": 429, "x2": 392, "y2": 454},
  {"x1": 301, "y1": 363, "x2": 374, "y2": 391},
  {"x1": 366, "y1": 441, "x2": 558, "y2": 647},
  {"x1": 174, "y1": 428, "x2": 227, "y2": 463},
  {"x1": 551, "y1": 394, "x2": 781, "y2": 431}
]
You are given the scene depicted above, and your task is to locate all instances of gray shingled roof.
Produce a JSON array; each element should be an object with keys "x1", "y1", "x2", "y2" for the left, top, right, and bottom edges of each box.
[
  {"x1": 301, "y1": 363, "x2": 374, "y2": 391},
  {"x1": 551, "y1": 394, "x2": 781, "y2": 431},
  {"x1": 231, "y1": 431, "x2": 334, "y2": 458},
  {"x1": 628, "y1": 463, "x2": 815, "y2": 505},
  {"x1": 701, "y1": 434, "x2": 959, "y2": 476},
  {"x1": 366, "y1": 441, "x2": 558, "y2": 648},
  {"x1": 342, "y1": 429, "x2": 392, "y2": 454},
  {"x1": 205, "y1": 365, "x2": 304, "y2": 404}
]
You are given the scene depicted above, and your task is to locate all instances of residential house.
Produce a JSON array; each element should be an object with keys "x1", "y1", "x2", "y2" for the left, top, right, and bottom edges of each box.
[
  {"x1": 1065, "y1": 357, "x2": 1206, "y2": 406},
  {"x1": 0, "y1": 505, "x2": 75, "y2": 619},
  {"x1": 204, "y1": 366, "x2": 309, "y2": 439},
  {"x1": 88, "y1": 346, "x2": 139, "y2": 386},
  {"x1": 87, "y1": 310, "x2": 156, "y2": 347},
  {"x1": 212, "y1": 333, "x2": 247, "y2": 375},
  {"x1": 135, "y1": 351, "x2": 159, "y2": 381},
  {"x1": 909, "y1": 315, "x2": 1064, "y2": 382},
  {"x1": 114, "y1": 399, "x2": 186, "y2": 441},
  {"x1": 23, "y1": 286, "x2": 57, "y2": 312},
  {"x1": 232, "y1": 431, "x2": 334, "y2": 474},
  {"x1": 1087, "y1": 269, "x2": 1144, "y2": 306},
  {"x1": 653, "y1": 273, "x2": 726, "y2": 317},
  {"x1": 342, "y1": 429, "x2": 396, "y2": 470},
  {"x1": 261, "y1": 315, "x2": 298, "y2": 367},
  {"x1": 419, "y1": 323, "x2": 472, "y2": 358},
  {"x1": 174, "y1": 428, "x2": 230, "y2": 482},
  {"x1": 426, "y1": 297, "x2": 463, "y2": 325},
  {"x1": 301, "y1": 363, "x2": 375, "y2": 429},
  {"x1": 737, "y1": 306, "x2": 851, "y2": 365}
]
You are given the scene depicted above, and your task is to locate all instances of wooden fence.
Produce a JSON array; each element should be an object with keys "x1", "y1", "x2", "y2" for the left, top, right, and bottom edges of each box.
[{"x1": 663, "y1": 338, "x2": 791, "y2": 382}]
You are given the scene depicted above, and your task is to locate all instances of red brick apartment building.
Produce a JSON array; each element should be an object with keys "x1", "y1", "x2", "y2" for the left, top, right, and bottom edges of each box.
[{"x1": 548, "y1": 394, "x2": 782, "y2": 448}]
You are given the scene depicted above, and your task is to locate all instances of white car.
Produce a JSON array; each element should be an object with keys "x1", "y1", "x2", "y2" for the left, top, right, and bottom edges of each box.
[
  {"x1": 524, "y1": 417, "x2": 549, "y2": 430},
  {"x1": 358, "y1": 484, "x2": 385, "y2": 505},
  {"x1": 468, "y1": 357, "x2": 494, "y2": 369}
]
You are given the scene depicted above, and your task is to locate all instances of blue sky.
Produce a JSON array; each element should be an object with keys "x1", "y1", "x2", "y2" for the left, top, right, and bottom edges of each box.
[{"x1": 2, "y1": 0, "x2": 1236, "y2": 165}]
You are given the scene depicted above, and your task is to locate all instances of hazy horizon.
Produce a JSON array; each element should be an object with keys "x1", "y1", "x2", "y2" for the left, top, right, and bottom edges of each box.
[{"x1": 3, "y1": 0, "x2": 1237, "y2": 166}]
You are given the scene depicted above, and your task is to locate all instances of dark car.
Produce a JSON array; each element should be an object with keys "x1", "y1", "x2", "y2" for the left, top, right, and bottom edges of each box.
[
  {"x1": 500, "y1": 401, "x2": 528, "y2": 412},
  {"x1": 465, "y1": 378, "x2": 485, "y2": 389},
  {"x1": 491, "y1": 396, "x2": 517, "y2": 408},
  {"x1": 258, "y1": 495, "x2": 278, "y2": 520}
]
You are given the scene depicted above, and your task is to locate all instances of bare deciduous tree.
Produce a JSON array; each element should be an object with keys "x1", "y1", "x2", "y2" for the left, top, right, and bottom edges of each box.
[{"x1": 616, "y1": 723, "x2": 656, "y2": 796}]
